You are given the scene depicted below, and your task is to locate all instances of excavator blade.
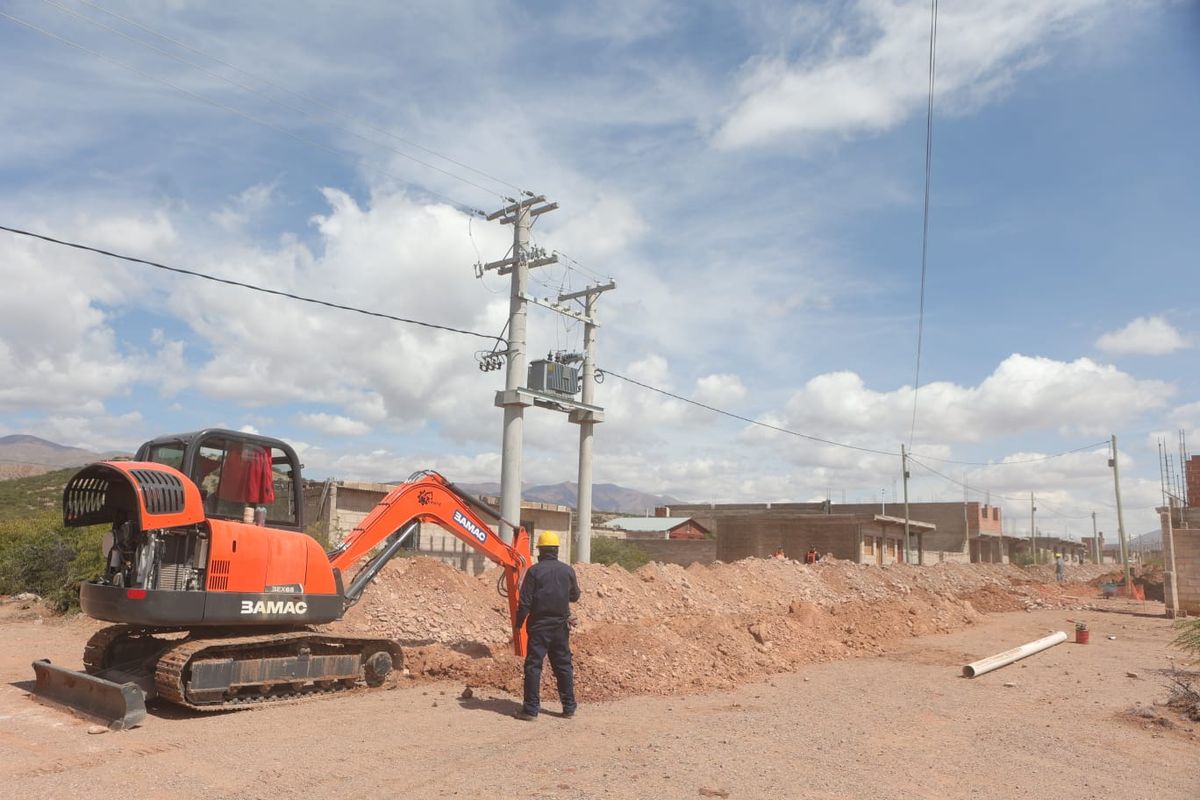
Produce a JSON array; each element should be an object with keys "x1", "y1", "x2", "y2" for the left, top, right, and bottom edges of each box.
[{"x1": 31, "y1": 659, "x2": 147, "y2": 731}]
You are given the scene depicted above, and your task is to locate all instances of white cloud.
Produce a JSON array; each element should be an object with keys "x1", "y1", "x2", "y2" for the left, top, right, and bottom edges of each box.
[
  {"x1": 210, "y1": 181, "x2": 280, "y2": 232},
  {"x1": 715, "y1": 0, "x2": 1110, "y2": 149},
  {"x1": 295, "y1": 412, "x2": 370, "y2": 436},
  {"x1": 552, "y1": 0, "x2": 677, "y2": 44},
  {"x1": 1096, "y1": 315, "x2": 1190, "y2": 356},
  {"x1": 695, "y1": 374, "x2": 747, "y2": 407},
  {"x1": 32, "y1": 412, "x2": 145, "y2": 454},
  {"x1": 0, "y1": 224, "x2": 173, "y2": 414},
  {"x1": 775, "y1": 353, "x2": 1171, "y2": 443}
]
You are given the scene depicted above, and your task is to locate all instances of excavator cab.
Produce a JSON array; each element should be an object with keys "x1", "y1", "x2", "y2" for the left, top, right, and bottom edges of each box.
[{"x1": 137, "y1": 429, "x2": 304, "y2": 530}]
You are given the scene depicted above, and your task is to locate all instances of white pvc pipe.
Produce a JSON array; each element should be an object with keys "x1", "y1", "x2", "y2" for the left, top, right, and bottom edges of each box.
[{"x1": 962, "y1": 631, "x2": 1068, "y2": 678}]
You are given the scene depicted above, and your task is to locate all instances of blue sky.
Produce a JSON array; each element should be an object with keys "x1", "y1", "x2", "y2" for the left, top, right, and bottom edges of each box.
[{"x1": 1, "y1": 0, "x2": 1197, "y2": 543}]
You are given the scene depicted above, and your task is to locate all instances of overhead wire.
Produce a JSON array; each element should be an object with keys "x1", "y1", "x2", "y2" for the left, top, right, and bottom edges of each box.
[
  {"x1": 905, "y1": 454, "x2": 1028, "y2": 504},
  {"x1": 599, "y1": 368, "x2": 900, "y2": 458},
  {"x1": 0, "y1": 9, "x2": 489, "y2": 217},
  {"x1": 909, "y1": 439, "x2": 1109, "y2": 466},
  {"x1": 3, "y1": 220, "x2": 1119, "y2": 477},
  {"x1": 0, "y1": 224, "x2": 505, "y2": 343},
  {"x1": 908, "y1": 0, "x2": 938, "y2": 447}
]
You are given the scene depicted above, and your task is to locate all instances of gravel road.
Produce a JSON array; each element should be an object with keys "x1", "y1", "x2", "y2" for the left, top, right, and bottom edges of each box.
[{"x1": 1, "y1": 600, "x2": 1195, "y2": 800}]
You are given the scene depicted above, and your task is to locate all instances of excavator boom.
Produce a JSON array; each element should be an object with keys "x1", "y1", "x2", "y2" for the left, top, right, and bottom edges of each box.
[{"x1": 328, "y1": 472, "x2": 533, "y2": 655}]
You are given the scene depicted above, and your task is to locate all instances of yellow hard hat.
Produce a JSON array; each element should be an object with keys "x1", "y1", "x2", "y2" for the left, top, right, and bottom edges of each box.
[{"x1": 536, "y1": 531, "x2": 560, "y2": 548}]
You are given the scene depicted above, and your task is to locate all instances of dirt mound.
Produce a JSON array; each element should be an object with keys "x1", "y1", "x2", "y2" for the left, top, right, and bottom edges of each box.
[
  {"x1": 326, "y1": 557, "x2": 1109, "y2": 703},
  {"x1": 327, "y1": 556, "x2": 512, "y2": 645}
]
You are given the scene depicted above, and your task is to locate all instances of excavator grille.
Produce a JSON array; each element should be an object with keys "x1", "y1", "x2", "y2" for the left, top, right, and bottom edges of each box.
[
  {"x1": 128, "y1": 469, "x2": 186, "y2": 515},
  {"x1": 207, "y1": 559, "x2": 231, "y2": 591},
  {"x1": 63, "y1": 475, "x2": 110, "y2": 524}
]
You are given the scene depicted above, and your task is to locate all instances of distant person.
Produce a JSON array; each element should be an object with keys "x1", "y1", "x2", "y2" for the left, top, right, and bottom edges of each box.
[
  {"x1": 1055, "y1": 553, "x2": 1065, "y2": 583},
  {"x1": 805, "y1": 546, "x2": 819, "y2": 564},
  {"x1": 513, "y1": 531, "x2": 580, "y2": 721},
  {"x1": 772, "y1": 546, "x2": 786, "y2": 560}
]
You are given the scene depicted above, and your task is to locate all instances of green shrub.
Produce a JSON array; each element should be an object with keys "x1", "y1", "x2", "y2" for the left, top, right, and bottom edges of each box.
[
  {"x1": 1175, "y1": 618, "x2": 1200, "y2": 659},
  {"x1": 0, "y1": 511, "x2": 105, "y2": 611},
  {"x1": 590, "y1": 536, "x2": 650, "y2": 571}
]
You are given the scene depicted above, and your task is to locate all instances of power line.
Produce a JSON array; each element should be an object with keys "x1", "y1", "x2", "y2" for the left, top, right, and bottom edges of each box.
[
  {"x1": 1035, "y1": 499, "x2": 1100, "y2": 520},
  {"x1": 0, "y1": 224, "x2": 505, "y2": 343},
  {"x1": 3, "y1": 216, "x2": 1116, "y2": 471},
  {"x1": 36, "y1": 0, "x2": 518, "y2": 200},
  {"x1": 910, "y1": 439, "x2": 1109, "y2": 466},
  {"x1": 0, "y1": 9, "x2": 488, "y2": 217},
  {"x1": 905, "y1": 454, "x2": 1028, "y2": 503},
  {"x1": 602, "y1": 368, "x2": 1118, "y2": 471},
  {"x1": 909, "y1": 0, "x2": 938, "y2": 446},
  {"x1": 599, "y1": 368, "x2": 899, "y2": 458},
  {"x1": 552, "y1": 249, "x2": 614, "y2": 284}
]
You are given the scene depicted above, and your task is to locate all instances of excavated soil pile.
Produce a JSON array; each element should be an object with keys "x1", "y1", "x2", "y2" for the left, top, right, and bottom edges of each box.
[{"x1": 328, "y1": 558, "x2": 1110, "y2": 702}]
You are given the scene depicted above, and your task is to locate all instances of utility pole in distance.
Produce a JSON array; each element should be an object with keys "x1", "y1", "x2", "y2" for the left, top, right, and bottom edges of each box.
[
  {"x1": 1109, "y1": 434, "x2": 1132, "y2": 591},
  {"x1": 1029, "y1": 493, "x2": 1036, "y2": 565},
  {"x1": 483, "y1": 195, "x2": 558, "y2": 543},
  {"x1": 901, "y1": 444, "x2": 912, "y2": 563},
  {"x1": 563, "y1": 281, "x2": 616, "y2": 564}
]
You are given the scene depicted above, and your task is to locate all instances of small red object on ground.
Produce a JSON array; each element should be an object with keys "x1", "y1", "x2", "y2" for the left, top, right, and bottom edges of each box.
[{"x1": 1075, "y1": 622, "x2": 1089, "y2": 645}]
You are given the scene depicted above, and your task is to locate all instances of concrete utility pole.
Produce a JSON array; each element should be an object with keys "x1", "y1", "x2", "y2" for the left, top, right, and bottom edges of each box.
[
  {"x1": 1110, "y1": 434, "x2": 1132, "y2": 591},
  {"x1": 901, "y1": 444, "x2": 912, "y2": 563},
  {"x1": 1091, "y1": 511, "x2": 1099, "y2": 564},
  {"x1": 564, "y1": 281, "x2": 615, "y2": 564},
  {"x1": 1029, "y1": 493, "x2": 1036, "y2": 565},
  {"x1": 1163, "y1": 501, "x2": 1180, "y2": 617},
  {"x1": 484, "y1": 196, "x2": 558, "y2": 543},
  {"x1": 962, "y1": 476, "x2": 970, "y2": 560}
]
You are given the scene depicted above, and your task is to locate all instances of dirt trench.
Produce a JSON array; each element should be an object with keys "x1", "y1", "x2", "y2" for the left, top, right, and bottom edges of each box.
[{"x1": 325, "y1": 557, "x2": 1111, "y2": 702}]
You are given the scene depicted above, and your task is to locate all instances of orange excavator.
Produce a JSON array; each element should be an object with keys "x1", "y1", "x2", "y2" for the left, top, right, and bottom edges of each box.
[{"x1": 32, "y1": 428, "x2": 532, "y2": 730}]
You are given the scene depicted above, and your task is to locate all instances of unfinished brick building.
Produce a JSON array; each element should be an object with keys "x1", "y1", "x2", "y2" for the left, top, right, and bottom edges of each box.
[
  {"x1": 656, "y1": 503, "x2": 935, "y2": 564},
  {"x1": 1162, "y1": 456, "x2": 1200, "y2": 615},
  {"x1": 659, "y1": 499, "x2": 1010, "y2": 564}
]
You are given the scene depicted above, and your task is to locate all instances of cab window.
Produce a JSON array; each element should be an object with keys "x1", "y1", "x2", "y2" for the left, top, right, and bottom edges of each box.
[
  {"x1": 146, "y1": 442, "x2": 185, "y2": 470},
  {"x1": 194, "y1": 437, "x2": 296, "y2": 527}
]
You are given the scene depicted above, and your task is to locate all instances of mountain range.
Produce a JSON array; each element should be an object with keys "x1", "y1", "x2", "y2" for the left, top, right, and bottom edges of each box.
[
  {"x1": 0, "y1": 435, "x2": 110, "y2": 479},
  {"x1": 0, "y1": 435, "x2": 684, "y2": 514},
  {"x1": 455, "y1": 481, "x2": 683, "y2": 516}
]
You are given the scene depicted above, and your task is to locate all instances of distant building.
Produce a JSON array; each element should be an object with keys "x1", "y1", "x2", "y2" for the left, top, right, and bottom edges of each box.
[
  {"x1": 658, "y1": 500, "x2": 1014, "y2": 564},
  {"x1": 600, "y1": 516, "x2": 709, "y2": 540}
]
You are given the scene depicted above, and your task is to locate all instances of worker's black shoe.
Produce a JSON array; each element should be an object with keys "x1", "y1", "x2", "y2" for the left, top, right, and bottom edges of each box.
[
  {"x1": 513, "y1": 711, "x2": 537, "y2": 721},
  {"x1": 561, "y1": 708, "x2": 576, "y2": 719}
]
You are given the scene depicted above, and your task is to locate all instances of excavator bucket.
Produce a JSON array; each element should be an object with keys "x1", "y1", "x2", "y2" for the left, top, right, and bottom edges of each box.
[{"x1": 31, "y1": 660, "x2": 147, "y2": 731}]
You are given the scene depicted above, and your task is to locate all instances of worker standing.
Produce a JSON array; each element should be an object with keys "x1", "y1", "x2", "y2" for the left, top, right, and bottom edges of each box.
[
  {"x1": 1055, "y1": 553, "x2": 1065, "y2": 583},
  {"x1": 513, "y1": 532, "x2": 580, "y2": 721}
]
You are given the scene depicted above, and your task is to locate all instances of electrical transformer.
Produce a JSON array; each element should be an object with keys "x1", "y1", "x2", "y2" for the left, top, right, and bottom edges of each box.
[{"x1": 528, "y1": 359, "x2": 580, "y2": 395}]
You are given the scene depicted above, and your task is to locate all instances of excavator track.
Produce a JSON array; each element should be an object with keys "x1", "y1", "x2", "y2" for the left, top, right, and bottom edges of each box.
[
  {"x1": 82, "y1": 624, "x2": 187, "y2": 674},
  {"x1": 153, "y1": 631, "x2": 402, "y2": 712}
]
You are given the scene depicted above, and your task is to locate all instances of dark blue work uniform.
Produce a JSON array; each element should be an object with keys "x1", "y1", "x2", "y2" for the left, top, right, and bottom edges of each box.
[{"x1": 515, "y1": 551, "x2": 580, "y2": 717}]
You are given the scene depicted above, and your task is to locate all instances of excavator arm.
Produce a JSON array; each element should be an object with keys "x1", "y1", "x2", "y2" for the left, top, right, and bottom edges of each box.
[{"x1": 327, "y1": 472, "x2": 533, "y2": 655}]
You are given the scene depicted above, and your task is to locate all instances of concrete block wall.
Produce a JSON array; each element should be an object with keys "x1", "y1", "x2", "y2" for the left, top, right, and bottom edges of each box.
[
  {"x1": 833, "y1": 503, "x2": 966, "y2": 555},
  {"x1": 716, "y1": 516, "x2": 864, "y2": 562},
  {"x1": 626, "y1": 538, "x2": 717, "y2": 566},
  {"x1": 1173, "y1": 527, "x2": 1200, "y2": 615}
]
